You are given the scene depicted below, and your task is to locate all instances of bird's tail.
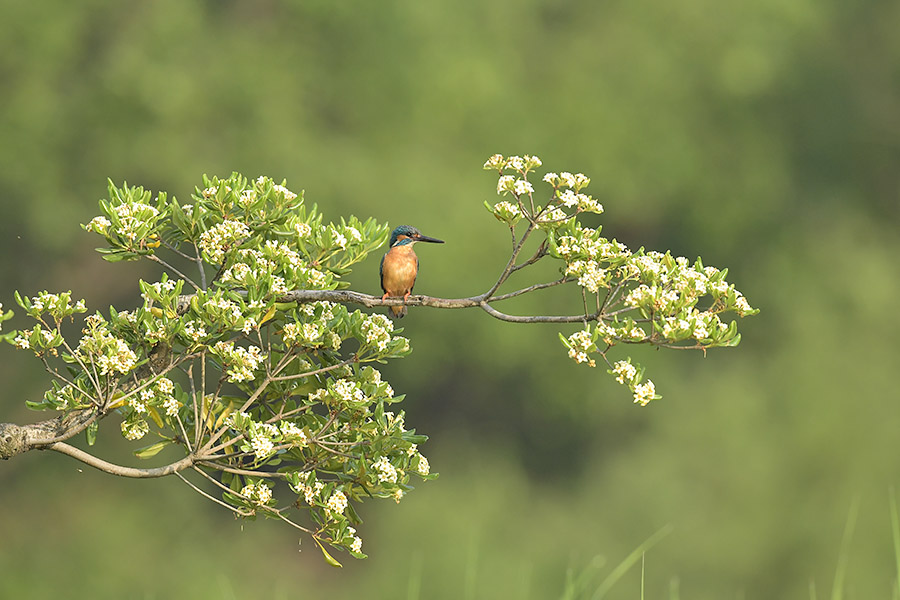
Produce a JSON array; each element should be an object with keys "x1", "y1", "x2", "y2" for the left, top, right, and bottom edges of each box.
[{"x1": 388, "y1": 305, "x2": 407, "y2": 319}]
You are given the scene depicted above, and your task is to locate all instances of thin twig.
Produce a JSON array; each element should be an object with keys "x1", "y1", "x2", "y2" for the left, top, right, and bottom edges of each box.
[
  {"x1": 47, "y1": 442, "x2": 193, "y2": 478},
  {"x1": 146, "y1": 254, "x2": 201, "y2": 291}
]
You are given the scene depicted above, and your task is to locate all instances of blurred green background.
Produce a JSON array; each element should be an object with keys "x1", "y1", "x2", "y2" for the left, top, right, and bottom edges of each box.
[{"x1": 2, "y1": 0, "x2": 899, "y2": 598}]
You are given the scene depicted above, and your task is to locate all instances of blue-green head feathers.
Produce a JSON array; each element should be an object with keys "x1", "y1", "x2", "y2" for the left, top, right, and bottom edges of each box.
[{"x1": 388, "y1": 225, "x2": 445, "y2": 247}]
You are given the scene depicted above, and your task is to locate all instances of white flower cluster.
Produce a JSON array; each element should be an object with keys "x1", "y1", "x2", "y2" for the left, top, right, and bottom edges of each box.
[
  {"x1": 240, "y1": 481, "x2": 273, "y2": 505},
  {"x1": 25, "y1": 291, "x2": 87, "y2": 319},
  {"x1": 86, "y1": 215, "x2": 112, "y2": 233},
  {"x1": 483, "y1": 154, "x2": 542, "y2": 172},
  {"x1": 76, "y1": 324, "x2": 138, "y2": 376},
  {"x1": 416, "y1": 454, "x2": 430, "y2": 476},
  {"x1": 596, "y1": 321, "x2": 646, "y2": 342},
  {"x1": 330, "y1": 378, "x2": 365, "y2": 405},
  {"x1": 121, "y1": 418, "x2": 149, "y2": 441},
  {"x1": 278, "y1": 421, "x2": 308, "y2": 447},
  {"x1": 247, "y1": 421, "x2": 279, "y2": 458},
  {"x1": 612, "y1": 360, "x2": 637, "y2": 384},
  {"x1": 362, "y1": 366, "x2": 394, "y2": 398},
  {"x1": 537, "y1": 207, "x2": 568, "y2": 224},
  {"x1": 111, "y1": 202, "x2": 160, "y2": 241},
  {"x1": 271, "y1": 183, "x2": 298, "y2": 201},
  {"x1": 543, "y1": 171, "x2": 591, "y2": 191},
  {"x1": 141, "y1": 278, "x2": 177, "y2": 303},
  {"x1": 127, "y1": 377, "x2": 178, "y2": 417},
  {"x1": 492, "y1": 200, "x2": 522, "y2": 224},
  {"x1": 13, "y1": 324, "x2": 56, "y2": 351},
  {"x1": 382, "y1": 411, "x2": 406, "y2": 433},
  {"x1": 212, "y1": 341, "x2": 266, "y2": 383},
  {"x1": 554, "y1": 229, "x2": 630, "y2": 263},
  {"x1": 327, "y1": 490, "x2": 348, "y2": 515},
  {"x1": 295, "y1": 477, "x2": 325, "y2": 505},
  {"x1": 565, "y1": 260, "x2": 609, "y2": 293},
  {"x1": 199, "y1": 219, "x2": 251, "y2": 263},
  {"x1": 565, "y1": 328, "x2": 596, "y2": 367},
  {"x1": 183, "y1": 320, "x2": 208, "y2": 343},
  {"x1": 239, "y1": 189, "x2": 257, "y2": 207},
  {"x1": 611, "y1": 360, "x2": 657, "y2": 406},
  {"x1": 330, "y1": 224, "x2": 362, "y2": 250},
  {"x1": 733, "y1": 292, "x2": 753, "y2": 316},
  {"x1": 633, "y1": 381, "x2": 657, "y2": 406},
  {"x1": 300, "y1": 301, "x2": 336, "y2": 320},
  {"x1": 660, "y1": 311, "x2": 729, "y2": 341},
  {"x1": 361, "y1": 313, "x2": 395, "y2": 352},
  {"x1": 294, "y1": 222, "x2": 312, "y2": 238},
  {"x1": 373, "y1": 456, "x2": 398, "y2": 484},
  {"x1": 348, "y1": 528, "x2": 363, "y2": 554},
  {"x1": 624, "y1": 284, "x2": 680, "y2": 312},
  {"x1": 558, "y1": 189, "x2": 603, "y2": 214}
]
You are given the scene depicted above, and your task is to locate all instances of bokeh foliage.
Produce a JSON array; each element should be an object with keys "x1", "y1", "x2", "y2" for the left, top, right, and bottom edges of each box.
[{"x1": 1, "y1": 0, "x2": 899, "y2": 598}]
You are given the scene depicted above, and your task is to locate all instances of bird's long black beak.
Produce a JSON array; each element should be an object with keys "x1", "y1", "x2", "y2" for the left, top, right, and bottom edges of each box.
[{"x1": 414, "y1": 233, "x2": 444, "y2": 244}]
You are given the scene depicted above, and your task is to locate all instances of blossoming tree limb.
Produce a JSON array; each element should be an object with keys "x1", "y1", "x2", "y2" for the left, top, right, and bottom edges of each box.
[{"x1": 0, "y1": 154, "x2": 756, "y2": 565}]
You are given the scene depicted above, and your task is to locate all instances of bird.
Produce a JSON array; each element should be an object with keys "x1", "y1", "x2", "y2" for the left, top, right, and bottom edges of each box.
[{"x1": 380, "y1": 225, "x2": 444, "y2": 318}]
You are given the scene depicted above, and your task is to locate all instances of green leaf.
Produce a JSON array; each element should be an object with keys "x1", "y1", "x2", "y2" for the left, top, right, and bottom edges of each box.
[
  {"x1": 346, "y1": 502, "x2": 363, "y2": 526},
  {"x1": 720, "y1": 333, "x2": 742, "y2": 347},
  {"x1": 133, "y1": 440, "x2": 173, "y2": 459},
  {"x1": 314, "y1": 538, "x2": 343, "y2": 568},
  {"x1": 85, "y1": 421, "x2": 98, "y2": 446}
]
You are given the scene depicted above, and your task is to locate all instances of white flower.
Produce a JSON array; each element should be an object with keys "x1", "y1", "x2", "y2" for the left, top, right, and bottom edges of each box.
[
  {"x1": 241, "y1": 482, "x2": 272, "y2": 504},
  {"x1": 327, "y1": 490, "x2": 348, "y2": 514},
  {"x1": 612, "y1": 360, "x2": 637, "y2": 385},
  {"x1": 239, "y1": 189, "x2": 257, "y2": 206},
  {"x1": 416, "y1": 454, "x2": 430, "y2": 476},
  {"x1": 242, "y1": 317, "x2": 257, "y2": 334},
  {"x1": 483, "y1": 154, "x2": 505, "y2": 169},
  {"x1": 497, "y1": 175, "x2": 515, "y2": 195},
  {"x1": 506, "y1": 156, "x2": 525, "y2": 171},
  {"x1": 331, "y1": 379, "x2": 365, "y2": 404},
  {"x1": 373, "y1": 456, "x2": 398, "y2": 483},
  {"x1": 121, "y1": 419, "x2": 149, "y2": 441},
  {"x1": 250, "y1": 434, "x2": 275, "y2": 458},
  {"x1": 513, "y1": 179, "x2": 534, "y2": 196},
  {"x1": 86, "y1": 216, "x2": 112, "y2": 233},
  {"x1": 294, "y1": 222, "x2": 312, "y2": 238},
  {"x1": 493, "y1": 201, "x2": 521, "y2": 217},
  {"x1": 633, "y1": 380, "x2": 656, "y2": 406},
  {"x1": 566, "y1": 328, "x2": 596, "y2": 367},
  {"x1": 157, "y1": 377, "x2": 174, "y2": 395},
  {"x1": 13, "y1": 334, "x2": 30, "y2": 350},
  {"x1": 199, "y1": 220, "x2": 251, "y2": 263},
  {"x1": 162, "y1": 396, "x2": 180, "y2": 417},
  {"x1": 272, "y1": 183, "x2": 298, "y2": 201},
  {"x1": 350, "y1": 536, "x2": 363, "y2": 553}
]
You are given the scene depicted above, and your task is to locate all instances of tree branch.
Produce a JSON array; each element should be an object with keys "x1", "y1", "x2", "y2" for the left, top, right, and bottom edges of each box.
[{"x1": 47, "y1": 442, "x2": 194, "y2": 478}]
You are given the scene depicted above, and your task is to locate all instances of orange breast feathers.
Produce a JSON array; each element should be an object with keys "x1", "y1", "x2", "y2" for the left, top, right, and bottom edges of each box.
[{"x1": 381, "y1": 245, "x2": 419, "y2": 297}]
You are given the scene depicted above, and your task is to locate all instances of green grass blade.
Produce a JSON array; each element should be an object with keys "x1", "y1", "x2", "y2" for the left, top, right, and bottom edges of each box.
[
  {"x1": 830, "y1": 496, "x2": 860, "y2": 600},
  {"x1": 590, "y1": 524, "x2": 674, "y2": 600},
  {"x1": 890, "y1": 488, "x2": 900, "y2": 598}
]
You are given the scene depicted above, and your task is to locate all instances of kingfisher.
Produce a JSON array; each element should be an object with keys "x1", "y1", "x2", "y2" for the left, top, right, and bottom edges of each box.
[{"x1": 380, "y1": 225, "x2": 444, "y2": 318}]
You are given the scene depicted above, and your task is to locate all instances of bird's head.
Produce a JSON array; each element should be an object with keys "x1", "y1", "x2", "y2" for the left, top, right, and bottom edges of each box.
[{"x1": 389, "y1": 225, "x2": 444, "y2": 247}]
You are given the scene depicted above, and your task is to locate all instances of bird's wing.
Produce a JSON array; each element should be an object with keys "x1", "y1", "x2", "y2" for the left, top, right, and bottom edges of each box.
[{"x1": 379, "y1": 253, "x2": 387, "y2": 294}]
